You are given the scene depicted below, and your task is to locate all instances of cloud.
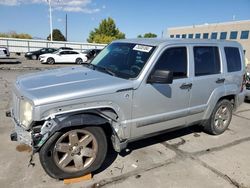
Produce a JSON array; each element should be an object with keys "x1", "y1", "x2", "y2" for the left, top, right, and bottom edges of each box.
[
  {"x1": 0, "y1": 0, "x2": 101, "y2": 14},
  {"x1": 0, "y1": 0, "x2": 19, "y2": 6}
]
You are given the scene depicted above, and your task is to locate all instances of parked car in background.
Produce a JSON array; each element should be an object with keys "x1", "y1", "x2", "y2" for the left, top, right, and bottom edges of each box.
[
  {"x1": 82, "y1": 49, "x2": 102, "y2": 60},
  {"x1": 245, "y1": 72, "x2": 250, "y2": 101},
  {"x1": 58, "y1": 47, "x2": 73, "y2": 51},
  {"x1": 39, "y1": 50, "x2": 88, "y2": 64},
  {"x1": 25, "y1": 48, "x2": 57, "y2": 60},
  {"x1": 0, "y1": 47, "x2": 10, "y2": 58}
]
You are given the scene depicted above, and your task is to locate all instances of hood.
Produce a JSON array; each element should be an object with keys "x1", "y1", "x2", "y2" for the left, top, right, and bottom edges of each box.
[{"x1": 15, "y1": 66, "x2": 133, "y2": 106}]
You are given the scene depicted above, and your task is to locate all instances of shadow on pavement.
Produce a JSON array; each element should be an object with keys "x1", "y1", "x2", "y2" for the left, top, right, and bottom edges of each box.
[
  {"x1": 120, "y1": 125, "x2": 203, "y2": 157},
  {"x1": 94, "y1": 125, "x2": 203, "y2": 175}
]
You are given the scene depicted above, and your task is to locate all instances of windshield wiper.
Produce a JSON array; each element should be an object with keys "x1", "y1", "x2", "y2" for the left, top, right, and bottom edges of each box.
[
  {"x1": 95, "y1": 66, "x2": 116, "y2": 76},
  {"x1": 81, "y1": 63, "x2": 116, "y2": 76}
]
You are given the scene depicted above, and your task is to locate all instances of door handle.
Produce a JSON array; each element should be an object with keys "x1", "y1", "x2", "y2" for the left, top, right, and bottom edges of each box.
[
  {"x1": 180, "y1": 83, "x2": 192, "y2": 90},
  {"x1": 216, "y1": 78, "x2": 225, "y2": 84}
]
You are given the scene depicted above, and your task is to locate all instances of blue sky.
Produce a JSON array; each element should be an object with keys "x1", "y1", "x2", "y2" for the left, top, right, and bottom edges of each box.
[{"x1": 0, "y1": 0, "x2": 249, "y2": 42}]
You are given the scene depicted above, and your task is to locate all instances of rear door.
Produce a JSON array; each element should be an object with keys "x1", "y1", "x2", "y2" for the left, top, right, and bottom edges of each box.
[{"x1": 187, "y1": 45, "x2": 224, "y2": 123}]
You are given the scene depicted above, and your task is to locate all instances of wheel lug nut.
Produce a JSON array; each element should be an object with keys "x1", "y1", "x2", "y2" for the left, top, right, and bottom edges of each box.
[
  {"x1": 71, "y1": 153, "x2": 74, "y2": 156},
  {"x1": 75, "y1": 143, "x2": 78, "y2": 146}
]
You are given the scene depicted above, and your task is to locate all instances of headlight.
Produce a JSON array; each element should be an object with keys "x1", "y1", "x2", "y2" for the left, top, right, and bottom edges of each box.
[
  {"x1": 26, "y1": 52, "x2": 31, "y2": 55},
  {"x1": 19, "y1": 100, "x2": 33, "y2": 128}
]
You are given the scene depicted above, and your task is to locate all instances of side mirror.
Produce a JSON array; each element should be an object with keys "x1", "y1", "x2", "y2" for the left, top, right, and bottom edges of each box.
[{"x1": 147, "y1": 70, "x2": 173, "y2": 84}]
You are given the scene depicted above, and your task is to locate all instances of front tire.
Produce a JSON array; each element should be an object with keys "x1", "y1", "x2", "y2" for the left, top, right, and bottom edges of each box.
[
  {"x1": 47, "y1": 57, "x2": 55, "y2": 64},
  {"x1": 39, "y1": 126, "x2": 107, "y2": 179},
  {"x1": 203, "y1": 99, "x2": 233, "y2": 135}
]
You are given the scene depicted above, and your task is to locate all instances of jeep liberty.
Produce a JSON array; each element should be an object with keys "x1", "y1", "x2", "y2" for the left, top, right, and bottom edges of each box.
[{"x1": 8, "y1": 39, "x2": 245, "y2": 179}]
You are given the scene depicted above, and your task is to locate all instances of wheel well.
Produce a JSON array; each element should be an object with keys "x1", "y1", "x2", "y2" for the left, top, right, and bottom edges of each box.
[
  {"x1": 218, "y1": 95, "x2": 235, "y2": 108},
  {"x1": 58, "y1": 109, "x2": 117, "y2": 140}
]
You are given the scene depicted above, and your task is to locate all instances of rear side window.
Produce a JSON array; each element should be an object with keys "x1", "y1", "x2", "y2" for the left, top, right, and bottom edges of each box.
[
  {"x1": 194, "y1": 46, "x2": 221, "y2": 76},
  {"x1": 154, "y1": 47, "x2": 187, "y2": 79},
  {"x1": 224, "y1": 47, "x2": 241, "y2": 72}
]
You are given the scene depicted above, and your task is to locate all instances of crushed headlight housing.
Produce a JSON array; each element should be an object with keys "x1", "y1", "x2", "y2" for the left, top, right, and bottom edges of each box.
[{"x1": 20, "y1": 100, "x2": 33, "y2": 129}]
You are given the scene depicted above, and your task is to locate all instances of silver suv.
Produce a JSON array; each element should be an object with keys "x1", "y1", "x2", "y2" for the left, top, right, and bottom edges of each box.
[{"x1": 8, "y1": 39, "x2": 245, "y2": 179}]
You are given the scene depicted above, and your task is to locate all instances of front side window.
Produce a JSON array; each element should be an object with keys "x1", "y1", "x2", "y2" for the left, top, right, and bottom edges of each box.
[
  {"x1": 220, "y1": 32, "x2": 227, "y2": 39},
  {"x1": 91, "y1": 43, "x2": 155, "y2": 79},
  {"x1": 60, "y1": 51, "x2": 70, "y2": 55},
  {"x1": 240, "y1": 30, "x2": 249, "y2": 39},
  {"x1": 69, "y1": 51, "x2": 78, "y2": 54},
  {"x1": 194, "y1": 46, "x2": 221, "y2": 76},
  {"x1": 153, "y1": 47, "x2": 187, "y2": 79},
  {"x1": 230, "y1": 31, "x2": 238, "y2": 39},
  {"x1": 224, "y1": 47, "x2": 241, "y2": 72}
]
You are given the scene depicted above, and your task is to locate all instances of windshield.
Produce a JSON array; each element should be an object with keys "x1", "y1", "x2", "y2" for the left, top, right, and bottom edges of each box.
[
  {"x1": 90, "y1": 42, "x2": 155, "y2": 79},
  {"x1": 52, "y1": 50, "x2": 59, "y2": 54}
]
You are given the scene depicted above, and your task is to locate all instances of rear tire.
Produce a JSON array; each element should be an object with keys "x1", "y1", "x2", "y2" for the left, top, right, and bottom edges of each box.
[
  {"x1": 47, "y1": 57, "x2": 55, "y2": 65},
  {"x1": 76, "y1": 58, "x2": 83, "y2": 64},
  {"x1": 39, "y1": 126, "x2": 107, "y2": 179},
  {"x1": 203, "y1": 99, "x2": 233, "y2": 135}
]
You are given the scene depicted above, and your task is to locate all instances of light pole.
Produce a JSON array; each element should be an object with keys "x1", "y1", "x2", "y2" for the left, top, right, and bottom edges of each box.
[{"x1": 48, "y1": 0, "x2": 53, "y2": 41}]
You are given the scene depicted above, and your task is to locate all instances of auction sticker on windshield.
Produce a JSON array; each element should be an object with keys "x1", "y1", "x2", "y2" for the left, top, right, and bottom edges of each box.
[{"x1": 133, "y1": 45, "x2": 153, "y2": 53}]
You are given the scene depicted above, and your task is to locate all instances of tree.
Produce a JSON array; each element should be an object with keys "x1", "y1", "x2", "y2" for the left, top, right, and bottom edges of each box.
[
  {"x1": 87, "y1": 17, "x2": 125, "y2": 43},
  {"x1": 0, "y1": 31, "x2": 32, "y2": 39},
  {"x1": 137, "y1": 32, "x2": 157, "y2": 38},
  {"x1": 47, "y1": 29, "x2": 66, "y2": 41}
]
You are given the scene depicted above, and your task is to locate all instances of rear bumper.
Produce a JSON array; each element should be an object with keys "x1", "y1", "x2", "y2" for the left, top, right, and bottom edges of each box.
[
  {"x1": 245, "y1": 89, "x2": 250, "y2": 99},
  {"x1": 235, "y1": 91, "x2": 246, "y2": 110}
]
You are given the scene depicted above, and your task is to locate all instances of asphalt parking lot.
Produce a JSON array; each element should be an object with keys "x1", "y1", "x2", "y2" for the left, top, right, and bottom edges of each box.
[{"x1": 0, "y1": 55, "x2": 250, "y2": 188}]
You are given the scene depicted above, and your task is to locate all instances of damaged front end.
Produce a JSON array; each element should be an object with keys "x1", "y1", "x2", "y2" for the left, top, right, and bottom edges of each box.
[{"x1": 8, "y1": 108, "x2": 128, "y2": 155}]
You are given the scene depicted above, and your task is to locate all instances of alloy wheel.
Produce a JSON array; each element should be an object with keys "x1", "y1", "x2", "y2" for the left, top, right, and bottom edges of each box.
[{"x1": 53, "y1": 129, "x2": 98, "y2": 173}]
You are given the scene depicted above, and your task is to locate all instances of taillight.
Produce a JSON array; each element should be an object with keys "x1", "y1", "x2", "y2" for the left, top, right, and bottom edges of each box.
[{"x1": 241, "y1": 74, "x2": 246, "y2": 92}]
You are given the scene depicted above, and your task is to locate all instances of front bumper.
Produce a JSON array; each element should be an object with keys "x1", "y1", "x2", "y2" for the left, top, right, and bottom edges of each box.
[
  {"x1": 39, "y1": 57, "x2": 46, "y2": 63},
  {"x1": 7, "y1": 110, "x2": 32, "y2": 146},
  {"x1": 24, "y1": 54, "x2": 32, "y2": 59}
]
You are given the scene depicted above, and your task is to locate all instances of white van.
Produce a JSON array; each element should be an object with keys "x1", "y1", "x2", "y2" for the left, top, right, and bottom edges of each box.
[{"x1": 0, "y1": 47, "x2": 10, "y2": 58}]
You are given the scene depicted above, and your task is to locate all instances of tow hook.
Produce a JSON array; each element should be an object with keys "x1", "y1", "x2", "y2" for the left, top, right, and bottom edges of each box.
[
  {"x1": 6, "y1": 111, "x2": 11, "y2": 117},
  {"x1": 10, "y1": 132, "x2": 17, "y2": 141}
]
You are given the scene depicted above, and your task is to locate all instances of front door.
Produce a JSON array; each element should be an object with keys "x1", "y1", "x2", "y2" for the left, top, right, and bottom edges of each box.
[{"x1": 131, "y1": 46, "x2": 192, "y2": 138}]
